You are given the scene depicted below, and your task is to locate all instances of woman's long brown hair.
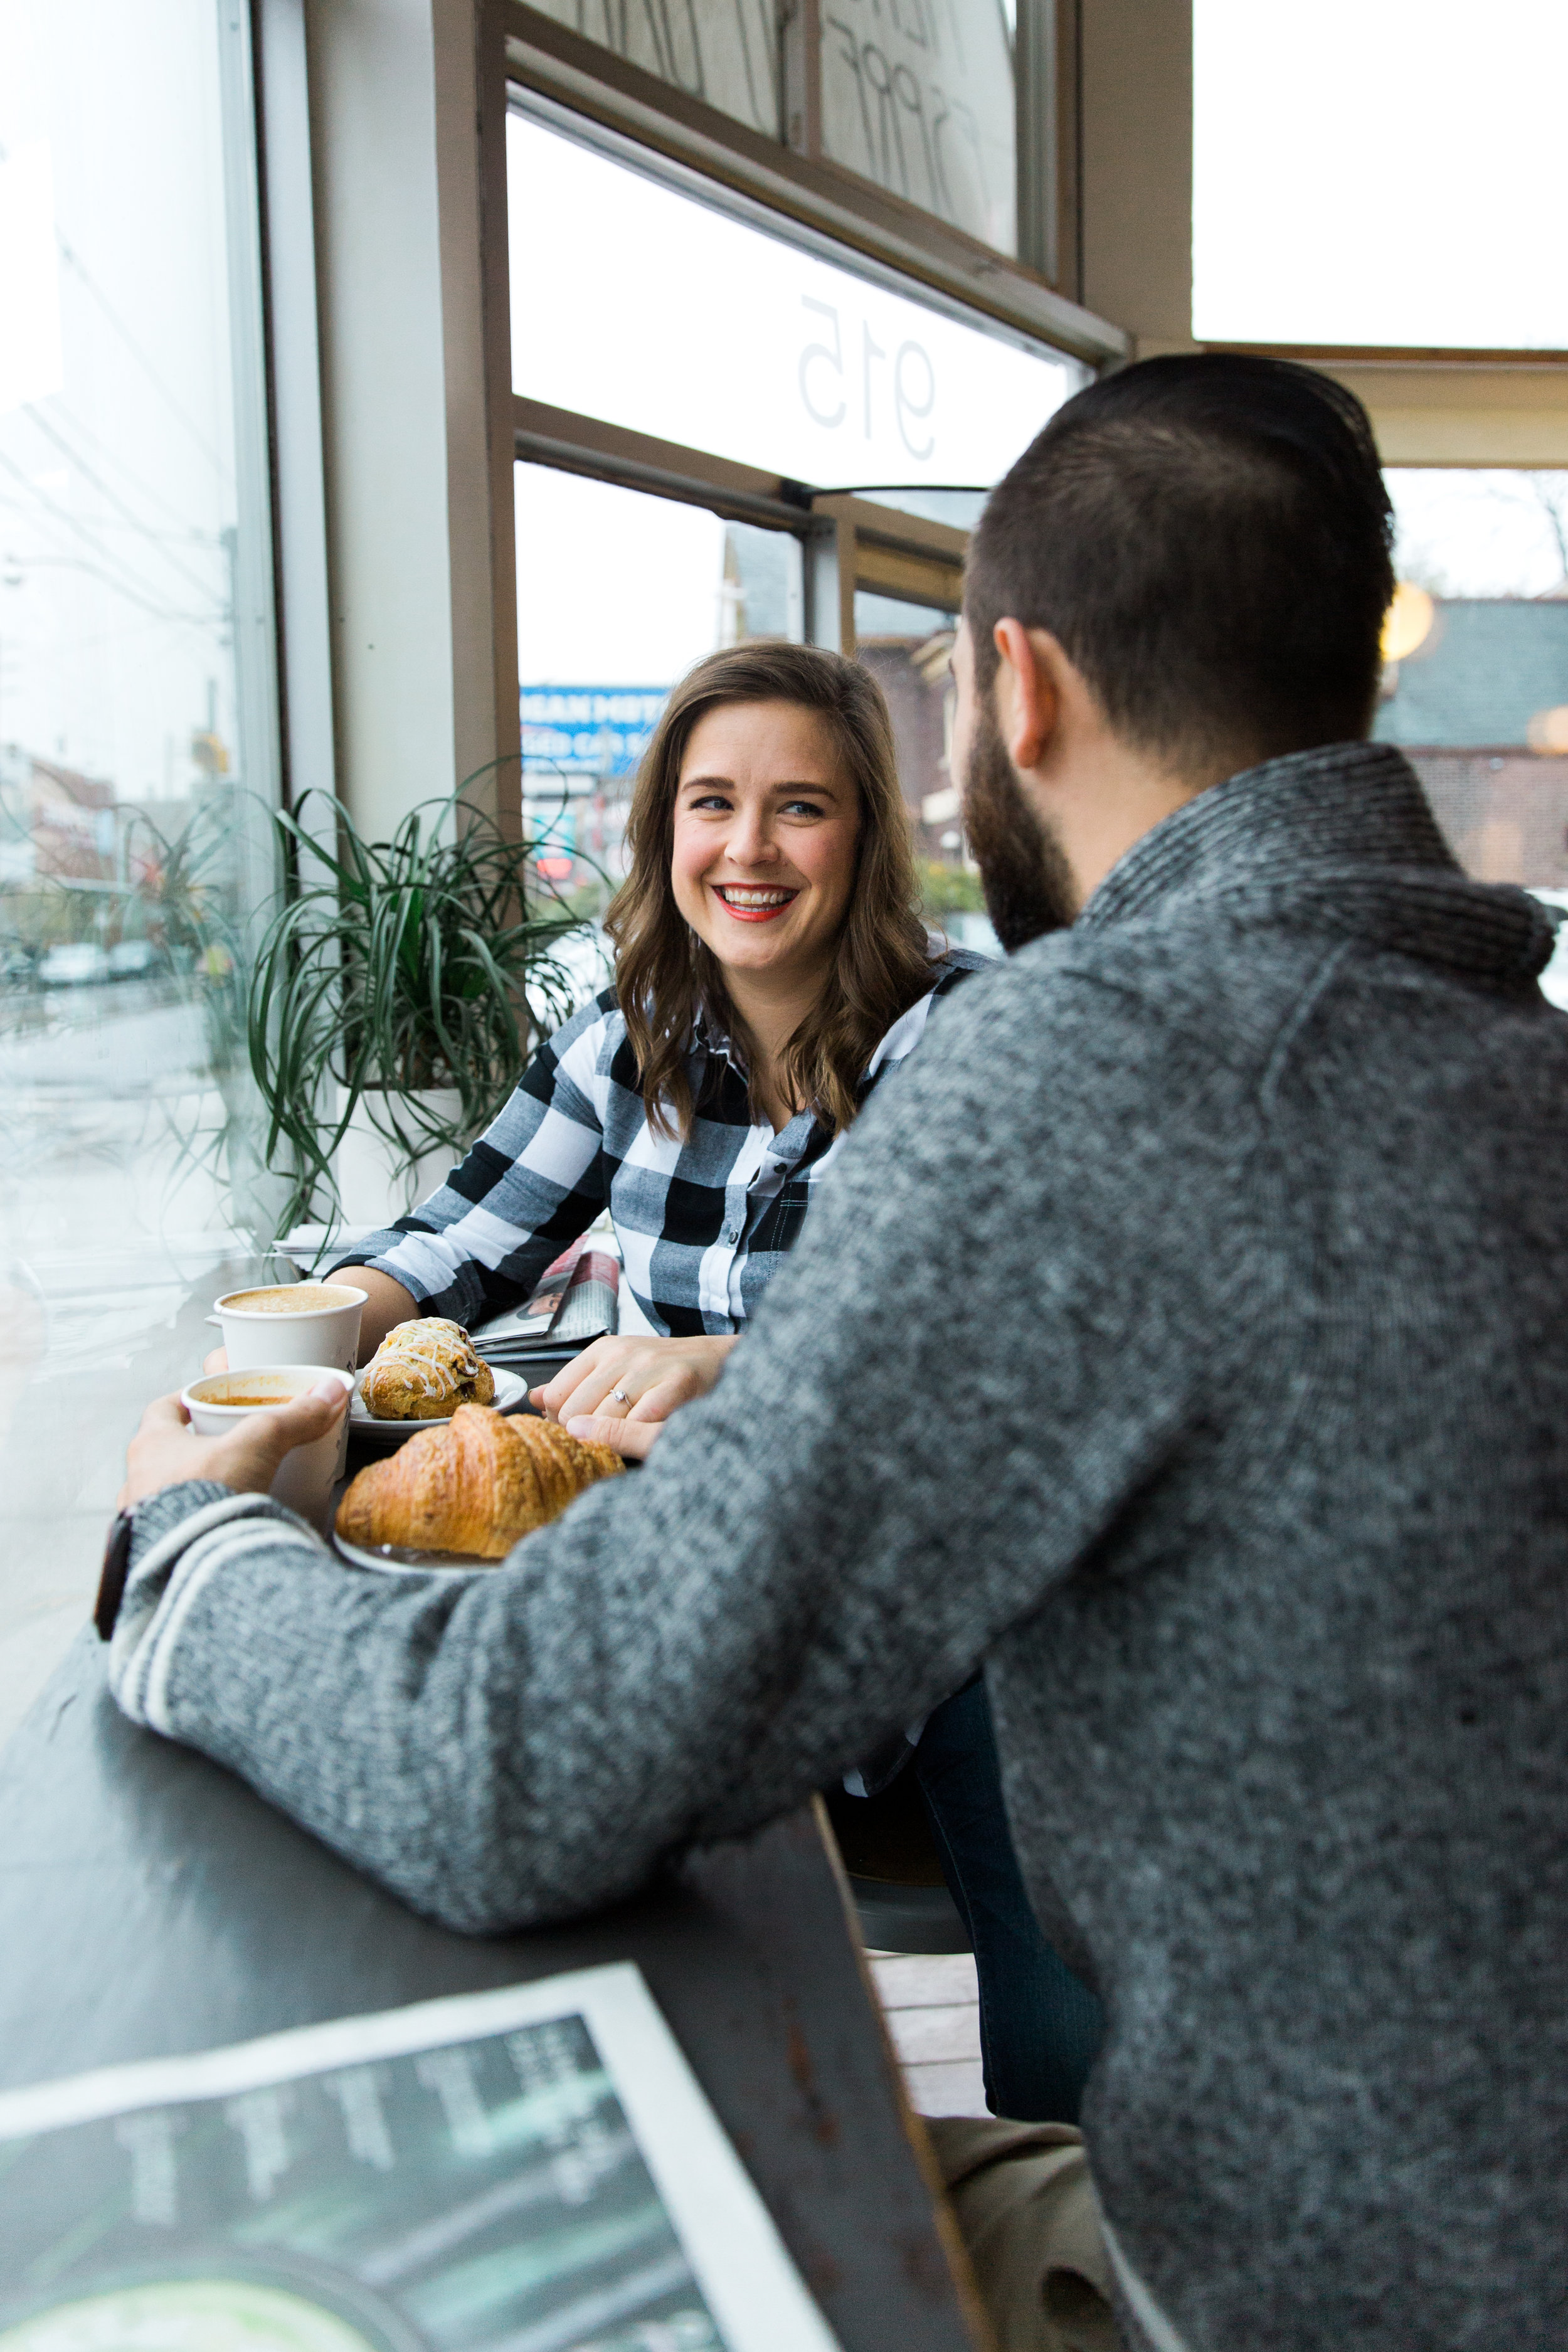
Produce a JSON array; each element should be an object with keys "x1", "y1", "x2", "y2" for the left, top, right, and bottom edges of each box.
[{"x1": 603, "y1": 641, "x2": 933, "y2": 1140}]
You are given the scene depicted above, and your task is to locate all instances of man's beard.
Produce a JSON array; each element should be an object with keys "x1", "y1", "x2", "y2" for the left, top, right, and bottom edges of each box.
[{"x1": 960, "y1": 692, "x2": 1078, "y2": 952}]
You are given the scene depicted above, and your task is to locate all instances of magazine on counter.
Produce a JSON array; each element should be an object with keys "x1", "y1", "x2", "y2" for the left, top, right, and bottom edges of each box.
[
  {"x1": 473, "y1": 1238, "x2": 620, "y2": 1366},
  {"x1": 0, "y1": 1963, "x2": 839, "y2": 2352}
]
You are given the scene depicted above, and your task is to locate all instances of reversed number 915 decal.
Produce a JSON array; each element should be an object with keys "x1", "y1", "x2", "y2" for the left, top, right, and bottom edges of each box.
[{"x1": 798, "y1": 298, "x2": 936, "y2": 460}]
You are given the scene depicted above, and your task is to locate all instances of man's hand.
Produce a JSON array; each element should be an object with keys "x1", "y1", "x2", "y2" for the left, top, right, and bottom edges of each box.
[
  {"x1": 119, "y1": 1381, "x2": 349, "y2": 1508},
  {"x1": 534, "y1": 1334, "x2": 738, "y2": 1462}
]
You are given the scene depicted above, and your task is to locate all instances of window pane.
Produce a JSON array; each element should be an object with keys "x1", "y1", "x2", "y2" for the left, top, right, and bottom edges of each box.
[
  {"x1": 1377, "y1": 471, "x2": 1568, "y2": 988},
  {"x1": 0, "y1": 1, "x2": 278, "y2": 1737},
  {"x1": 509, "y1": 112, "x2": 1079, "y2": 495},
  {"x1": 852, "y1": 586, "x2": 993, "y2": 953},
  {"x1": 516, "y1": 464, "x2": 803, "y2": 928},
  {"x1": 1193, "y1": 0, "x2": 1568, "y2": 347},
  {"x1": 820, "y1": 0, "x2": 1017, "y2": 256},
  {"x1": 526, "y1": 0, "x2": 783, "y2": 139}
]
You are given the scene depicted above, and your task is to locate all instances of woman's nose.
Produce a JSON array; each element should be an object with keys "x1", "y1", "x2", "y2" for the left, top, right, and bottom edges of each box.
[{"x1": 727, "y1": 810, "x2": 778, "y2": 865}]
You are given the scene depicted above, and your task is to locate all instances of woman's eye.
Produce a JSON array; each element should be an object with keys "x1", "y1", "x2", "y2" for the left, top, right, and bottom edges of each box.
[
  {"x1": 688, "y1": 793, "x2": 733, "y2": 812},
  {"x1": 781, "y1": 798, "x2": 825, "y2": 818}
]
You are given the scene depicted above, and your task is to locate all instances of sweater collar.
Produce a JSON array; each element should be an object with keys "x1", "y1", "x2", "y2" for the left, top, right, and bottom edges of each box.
[
  {"x1": 1080, "y1": 741, "x2": 1456, "y2": 928},
  {"x1": 1074, "y1": 739, "x2": 1556, "y2": 985}
]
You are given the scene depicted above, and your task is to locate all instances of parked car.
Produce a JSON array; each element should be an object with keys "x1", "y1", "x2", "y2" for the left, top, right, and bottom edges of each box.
[
  {"x1": 107, "y1": 939, "x2": 160, "y2": 980},
  {"x1": 38, "y1": 942, "x2": 111, "y2": 988}
]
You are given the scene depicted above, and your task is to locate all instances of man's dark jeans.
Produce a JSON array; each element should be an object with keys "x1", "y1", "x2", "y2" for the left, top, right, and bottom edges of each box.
[{"x1": 913, "y1": 1678, "x2": 1105, "y2": 2125}]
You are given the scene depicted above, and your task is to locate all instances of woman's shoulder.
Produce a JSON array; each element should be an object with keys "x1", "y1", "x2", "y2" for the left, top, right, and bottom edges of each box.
[
  {"x1": 861, "y1": 948, "x2": 996, "y2": 1086},
  {"x1": 532, "y1": 983, "x2": 661, "y2": 1114},
  {"x1": 539, "y1": 982, "x2": 622, "y2": 1048},
  {"x1": 926, "y1": 945, "x2": 997, "y2": 994},
  {"x1": 524, "y1": 983, "x2": 626, "y2": 1085}
]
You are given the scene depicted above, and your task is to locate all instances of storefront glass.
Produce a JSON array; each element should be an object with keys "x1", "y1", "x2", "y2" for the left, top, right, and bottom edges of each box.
[
  {"x1": 526, "y1": 0, "x2": 784, "y2": 139},
  {"x1": 526, "y1": 1, "x2": 1021, "y2": 257},
  {"x1": 0, "y1": 0, "x2": 278, "y2": 1738},
  {"x1": 821, "y1": 0, "x2": 1017, "y2": 255}
]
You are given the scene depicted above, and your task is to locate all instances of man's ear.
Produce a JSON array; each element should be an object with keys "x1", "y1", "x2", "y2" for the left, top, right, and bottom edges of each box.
[{"x1": 992, "y1": 619, "x2": 1060, "y2": 771}]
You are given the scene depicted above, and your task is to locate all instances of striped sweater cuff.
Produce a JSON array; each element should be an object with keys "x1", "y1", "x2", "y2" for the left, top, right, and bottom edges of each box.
[{"x1": 110, "y1": 1484, "x2": 310, "y2": 1731}]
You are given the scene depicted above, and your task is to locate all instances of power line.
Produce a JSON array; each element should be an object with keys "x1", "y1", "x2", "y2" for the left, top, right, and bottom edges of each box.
[
  {"x1": 42, "y1": 395, "x2": 221, "y2": 544},
  {"x1": 0, "y1": 492, "x2": 174, "y2": 612},
  {"x1": 9, "y1": 555, "x2": 219, "y2": 627},
  {"x1": 0, "y1": 451, "x2": 220, "y2": 625},
  {"x1": 23, "y1": 407, "x2": 223, "y2": 606},
  {"x1": 55, "y1": 233, "x2": 226, "y2": 477}
]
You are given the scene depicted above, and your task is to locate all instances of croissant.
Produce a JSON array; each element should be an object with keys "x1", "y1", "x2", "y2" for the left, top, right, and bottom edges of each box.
[
  {"x1": 359, "y1": 1316, "x2": 495, "y2": 1420},
  {"x1": 336, "y1": 1403, "x2": 623, "y2": 1559}
]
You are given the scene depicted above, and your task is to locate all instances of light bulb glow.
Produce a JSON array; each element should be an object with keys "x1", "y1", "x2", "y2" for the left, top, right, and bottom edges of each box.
[
  {"x1": 1526, "y1": 706, "x2": 1568, "y2": 756},
  {"x1": 1381, "y1": 583, "x2": 1435, "y2": 665}
]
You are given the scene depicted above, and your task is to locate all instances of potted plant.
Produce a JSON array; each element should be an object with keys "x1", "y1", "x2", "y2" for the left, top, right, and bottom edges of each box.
[{"x1": 248, "y1": 787, "x2": 587, "y2": 1239}]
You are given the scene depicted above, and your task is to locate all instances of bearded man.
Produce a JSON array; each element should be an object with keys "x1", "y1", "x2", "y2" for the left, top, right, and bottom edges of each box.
[{"x1": 108, "y1": 356, "x2": 1568, "y2": 2351}]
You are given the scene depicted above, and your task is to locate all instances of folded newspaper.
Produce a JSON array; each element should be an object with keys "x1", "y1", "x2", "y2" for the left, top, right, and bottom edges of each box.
[
  {"x1": 472, "y1": 1239, "x2": 620, "y2": 1368},
  {"x1": 0, "y1": 1963, "x2": 839, "y2": 2352}
]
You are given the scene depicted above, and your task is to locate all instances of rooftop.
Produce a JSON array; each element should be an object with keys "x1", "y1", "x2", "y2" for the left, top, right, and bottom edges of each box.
[{"x1": 1375, "y1": 598, "x2": 1568, "y2": 750}]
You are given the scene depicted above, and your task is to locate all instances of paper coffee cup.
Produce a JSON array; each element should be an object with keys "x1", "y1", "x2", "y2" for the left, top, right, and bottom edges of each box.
[
  {"x1": 215, "y1": 1282, "x2": 367, "y2": 1377},
  {"x1": 181, "y1": 1366, "x2": 354, "y2": 1528}
]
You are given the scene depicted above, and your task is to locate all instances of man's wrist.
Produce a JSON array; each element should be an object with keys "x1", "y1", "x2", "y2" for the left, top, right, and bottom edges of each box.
[
  {"x1": 129, "y1": 1478, "x2": 236, "y2": 1554},
  {"x1": 95, "y1": 1480, "x2": 236, "y2": 1641},
  {"x1": 95, "y1": 1509, "x2": 135, "y2": 1641}
]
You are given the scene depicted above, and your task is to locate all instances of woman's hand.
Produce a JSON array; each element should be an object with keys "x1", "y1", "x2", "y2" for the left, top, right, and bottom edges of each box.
[
  {"x1": 532, "y1": 1334, "x2": 738, "y2": 1462},
  {"x1": 119, "y1": 1381, "x2": 349, "y2": 1509}
]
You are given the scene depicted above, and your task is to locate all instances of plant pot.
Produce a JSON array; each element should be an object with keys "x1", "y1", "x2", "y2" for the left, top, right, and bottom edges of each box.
[{"x1": 334, "y1": 1086, "x2": 467, "y2": 1228}]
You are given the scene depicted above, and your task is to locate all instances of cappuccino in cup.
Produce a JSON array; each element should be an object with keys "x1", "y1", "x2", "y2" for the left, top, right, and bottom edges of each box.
[
  {"x1": 182, "y1": 1366, "x2": 354, "y2": 1527},
  {"x1": 216, "y1": 1281, "x2": 368, "y2": 1376},
  {"x1": 220, "y1": 1283, "x2": 363, "y2": 1315}
]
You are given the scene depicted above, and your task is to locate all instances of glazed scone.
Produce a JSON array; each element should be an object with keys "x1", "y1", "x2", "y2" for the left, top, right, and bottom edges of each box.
[{"x1": 358, "y1": 1316, "x2": 497, "y2": 1420}]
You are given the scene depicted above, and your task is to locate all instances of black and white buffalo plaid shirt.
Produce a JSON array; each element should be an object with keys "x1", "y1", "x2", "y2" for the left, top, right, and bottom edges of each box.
[{"x1": 344, "y1": 951, "x2": 988, "y2": 1338}]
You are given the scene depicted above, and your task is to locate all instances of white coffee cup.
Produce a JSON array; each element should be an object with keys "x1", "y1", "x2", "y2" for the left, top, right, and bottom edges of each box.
[
  {"x1": 181, "y1": 1366, "x2": 354, "y2": 1528},
  {"x1": 215, "y1": 1283, "x2": 367, "y2": 1377}
]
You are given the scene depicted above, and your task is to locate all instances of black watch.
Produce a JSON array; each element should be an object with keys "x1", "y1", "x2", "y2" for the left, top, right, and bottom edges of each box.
[{"x1": 95, "y1": 1508, "x2": 135, "y2": 1641}]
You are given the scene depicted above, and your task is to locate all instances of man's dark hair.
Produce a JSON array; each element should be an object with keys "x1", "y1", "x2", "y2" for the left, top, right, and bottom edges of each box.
[{"x1": 967, "y1": 354, "x2": 1395, "y2": 769}]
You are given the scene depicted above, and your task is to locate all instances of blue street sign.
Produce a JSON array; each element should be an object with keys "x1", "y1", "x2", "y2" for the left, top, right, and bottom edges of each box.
[{"x1": 521, "y1": 687, "x2": 669, "y2": 777}]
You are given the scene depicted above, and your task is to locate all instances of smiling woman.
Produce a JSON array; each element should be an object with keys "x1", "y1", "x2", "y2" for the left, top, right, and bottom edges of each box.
[
  {"x1": 613, "y1": 645, "x2": 935, "y2": 1147},
  {"x1": 329, "y1": 643, "x2": 985, "y2": 1440}
]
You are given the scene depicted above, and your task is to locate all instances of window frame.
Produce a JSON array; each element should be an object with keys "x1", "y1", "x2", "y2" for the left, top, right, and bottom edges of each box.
[{"x1": 501, "y1": 0, "x2": 1125, "y2": 366}]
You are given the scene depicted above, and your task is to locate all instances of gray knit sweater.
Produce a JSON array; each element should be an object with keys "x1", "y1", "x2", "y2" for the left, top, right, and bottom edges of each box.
[{"x1": 112, "y1": 743, "x2": 1568, "y2": 2349}]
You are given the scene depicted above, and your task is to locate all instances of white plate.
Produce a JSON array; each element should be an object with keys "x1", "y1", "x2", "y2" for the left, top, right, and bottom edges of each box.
[
  {"x1": 349, "y1": 1363, "x2": 528, "y2": 1435},
  {"x1": 332, "y1": 1529, "x2": 501, "y2": 1576}
]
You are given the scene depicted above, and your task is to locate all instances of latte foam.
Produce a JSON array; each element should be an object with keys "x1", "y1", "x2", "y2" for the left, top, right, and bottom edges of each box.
[{"x1": 220, "y1": 1284, "x2": 361, "y2": 1315}]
